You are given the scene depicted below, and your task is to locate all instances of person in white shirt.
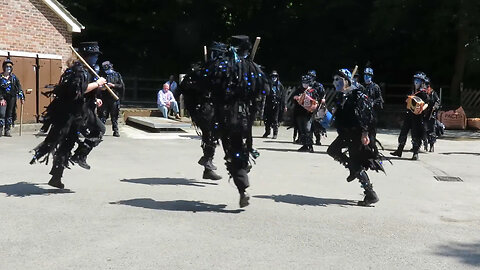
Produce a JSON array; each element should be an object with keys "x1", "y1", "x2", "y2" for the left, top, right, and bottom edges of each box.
[{"x1": 157, "y1": 83, "x2": 180, "y2": 119}]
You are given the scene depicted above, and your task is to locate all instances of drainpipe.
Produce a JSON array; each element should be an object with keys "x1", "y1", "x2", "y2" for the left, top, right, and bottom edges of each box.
[{"x1": 35, "y1": 54, "x2": 40, "y2": 122}]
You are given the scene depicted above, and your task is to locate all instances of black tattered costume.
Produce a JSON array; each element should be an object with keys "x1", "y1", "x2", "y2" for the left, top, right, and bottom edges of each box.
[{"x1": 180, "y1": 36, "x2": 269, "y2": 207}]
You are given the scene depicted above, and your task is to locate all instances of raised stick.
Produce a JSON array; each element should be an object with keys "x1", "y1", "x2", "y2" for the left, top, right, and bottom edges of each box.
[
  {"x1": 250, "y1": 37, "x2": 261, "y2": 61},
  {"x1": 69, "y1": 45, "x2": 119, "y2": 100}
]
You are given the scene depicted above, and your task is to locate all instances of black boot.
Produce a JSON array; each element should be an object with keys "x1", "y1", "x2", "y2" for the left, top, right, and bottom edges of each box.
[
  {"x1": 358, "y1": 188, "x2": 379, "y2": 206},
  {"x1": 70, "y1": 154, "x2": 91, "y2": 170},
  {"x1": 4, "y1": 128, "x2": 11, "y2": 137},
  {"x1": 308, "y1": 145, "x2": 314, "y2": 153},
  {"x1": 346, "y1": 167, "x2": 360, "y2": 182},
  {"x1": 411, "y1": 152, "x2": 419, "y2": 160},
  {"x1": 239, "y1": 191, "x2": 250, "y2": 208},
  {"x1": 356, "y1": 171, "x2": 379, "y2": 206},
  {"x1": 203, "y1": 168, "x2": 222, "y2": 180},
  {"x1": 48, "y1": 174, "x2": 64, "y2": 189},
  {"x1": 315, "y1": 138, "x2": 321, "y2": 145},
  {"x1": 429, "y1": 143, "x2": 434, "y2": 152},
  {"x1": 198, "y1": 156, "x2": 217, "y2": 170},
  {"x1": 113, "y1": 130, "x2": 120, "y2": 137},
  {"x1": 262, "y1": 129, "x2": 270, "y2": 138},
  {"x1": 390, "y1": 144, "x2": 404, "y2": 157}
]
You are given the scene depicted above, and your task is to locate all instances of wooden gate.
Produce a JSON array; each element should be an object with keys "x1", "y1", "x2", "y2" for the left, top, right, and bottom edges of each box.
[{"x1": 0, "y1": 55, "x2": 61, "y2": 123}]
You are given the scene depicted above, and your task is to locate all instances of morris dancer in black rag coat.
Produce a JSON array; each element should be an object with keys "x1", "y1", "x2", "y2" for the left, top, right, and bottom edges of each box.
[
  {"x1": 30, "y1": 42, "x2": 107, "y2": 189},
  {"x1": 180, "y1": 36, "x2": 269, "y2": 207},
  {"x1": 327, "y1": 68, "x2": 386, "y2": 207}
]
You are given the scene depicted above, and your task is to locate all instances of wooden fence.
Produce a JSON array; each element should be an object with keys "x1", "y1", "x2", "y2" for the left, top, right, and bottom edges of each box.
[{"x1": 461, "y1": 88, "x2": 480, "y2": 116}]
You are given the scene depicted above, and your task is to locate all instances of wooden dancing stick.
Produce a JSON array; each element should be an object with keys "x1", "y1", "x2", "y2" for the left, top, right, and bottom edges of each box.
[
  {"x1": 351, "y1": 65, "x2": 359, "y2": 78},
  {"x1": 69, "y1": 45, "x2": 119, "y2": 101},
  {"x1": 250, "y1": 37, "x2": 261, "y2": 61},
  {"x1": 19, "y1": 102, "x2": 23, "y2": 136},
  {"x1": 204, "y1": 45, "x2": 208, "y2": 63}
]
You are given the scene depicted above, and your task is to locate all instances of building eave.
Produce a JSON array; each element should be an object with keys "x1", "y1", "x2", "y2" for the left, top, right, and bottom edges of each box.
[{"x1": 41, "y1": 0, "x2": 85, "y2": 33}]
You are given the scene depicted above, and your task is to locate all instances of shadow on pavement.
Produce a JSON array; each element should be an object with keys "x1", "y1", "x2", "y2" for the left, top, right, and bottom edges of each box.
[
  {"x1": 258, "y1": 147, "x2": 328, "y2": 155},
  {"x1": 384, "y1": 156, "x2": 414, "y2": 161},
  {"x1": 0, "y1": 182, "x2": 74, "y2": 197},
  {"x1": 434, "y1": 240, "x2": 480, "y2": 266},
  {"x1": 262, "y1": 140, "x2": 294, "y2": 144},
  {"x1": 262, "y1": 140, "x2": 331, "y2": 147},
  {"x1": 440, "y1": 152, "x2": 480, "y2": 156},
  {"x1": 110, "y1": 198, "x2": 244, "y2": 214},
  {"x1": 121, "y1": 177, "x2": 218, "y2": 188},
  {"x1": 178, "y1": 134, "x2": 201, "y2": 140},
  {"x1": 254, "y1": 194, "x2": 357, "y2": 207}
]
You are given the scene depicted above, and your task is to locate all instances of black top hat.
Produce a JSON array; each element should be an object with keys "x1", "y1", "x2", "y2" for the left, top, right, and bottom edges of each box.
[
  {"x1": 231, "y1": 35, "x2": 252, "y2": 51},
  {"x1": 2, "y1": 58, "x2": 13, "y2": 67},
  {"x1": 78, "y1": 41, "x2": 102, "y2": 55}
]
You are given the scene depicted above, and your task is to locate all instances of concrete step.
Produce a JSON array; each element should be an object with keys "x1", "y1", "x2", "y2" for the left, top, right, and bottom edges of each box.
[{"x1": 126, "y1": 116, "x2": 191, "y2": 132}]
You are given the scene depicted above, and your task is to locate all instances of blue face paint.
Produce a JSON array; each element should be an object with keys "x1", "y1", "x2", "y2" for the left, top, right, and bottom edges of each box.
[
  {"x1": 4, "y1": 66, "x2": 12, "y2": 75},
  {"x1": 364, "y1": 75, "x2": 372, "y2": 84},
  {"x1": 333, "y1": 76, "x2": 344, "y2": 91},
  {"x1": 85, "y1": 54, "x2": 99, "y2": 67},
  {"x1": 413, "y1": 78, "x2": 423, "y2": 90}
]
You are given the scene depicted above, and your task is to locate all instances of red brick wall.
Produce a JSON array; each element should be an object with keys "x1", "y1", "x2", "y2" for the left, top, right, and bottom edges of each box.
[{"x1": 0, "y1": 0, "x2": 73, "y2": 68}]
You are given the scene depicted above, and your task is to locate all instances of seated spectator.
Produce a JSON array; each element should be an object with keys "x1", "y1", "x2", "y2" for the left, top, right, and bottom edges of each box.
[{"x1": 157, "y1": 83, "x2": 180, "y2": 119}]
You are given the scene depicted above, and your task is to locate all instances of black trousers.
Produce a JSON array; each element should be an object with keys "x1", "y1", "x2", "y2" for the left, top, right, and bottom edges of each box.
[
  {"x1": 220, "y1": 102, "x2": 251, "y2": 193},
  {"x1": 98, "y1": 100, "x2": 120, "y2": 132},
  {"x1": 0, "y1": 94, "x2": 16, "y2": 129},
  {"x1": 312, "y1": 120, "x2": 326, "y2": 142},
  {"x1": 327, "y1": 131, "x2": 364, "y2": 173},
  {"x1": 424, "y1": 115, "x2": 437, "y2": 145},
  {"x1": 295, "y1": 114, "x2": 313, "y2": 146},
  {"x1": 264, "y1": 101, "x2": 280, "y2": 134},
  {"x1": 398, "y1": 112, "x2": 424, "y2": 152},
  {"x1": 75, "y1": 106, "x2": 106, "y2": 157}
]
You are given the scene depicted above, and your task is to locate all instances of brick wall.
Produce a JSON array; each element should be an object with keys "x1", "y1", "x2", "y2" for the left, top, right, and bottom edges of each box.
[{"x1": 0, "y1": 0, "x2": 73, "y2": 68}]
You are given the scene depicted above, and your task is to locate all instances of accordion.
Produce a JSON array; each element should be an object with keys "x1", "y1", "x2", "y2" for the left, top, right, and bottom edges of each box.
[
  {"x1": 296, "y1": 88, "x2": 318, "y2": 112},
  {"x1": 406, "y1": 95, "x2": 428, "y2": 115}
]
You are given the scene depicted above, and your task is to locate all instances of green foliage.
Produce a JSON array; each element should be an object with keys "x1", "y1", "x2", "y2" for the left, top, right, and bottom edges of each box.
[{"x1": 58, "y1": 0, "x2": 480, "y2": 87}]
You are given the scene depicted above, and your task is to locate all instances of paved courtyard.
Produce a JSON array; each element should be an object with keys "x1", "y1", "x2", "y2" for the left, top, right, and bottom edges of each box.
[{"x1": 0, "y1": 125, "x2": 479, "y2": 269}]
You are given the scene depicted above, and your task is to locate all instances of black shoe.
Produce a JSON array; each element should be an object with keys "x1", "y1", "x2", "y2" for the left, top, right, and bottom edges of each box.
[
  {"x1": 315, "y1": 139, "x2": 322, "y2": 146},
  {"x1": 308, "y1": 146, "x2": 314, "y2": 153},
  {"x1": 346, "y1": 168, "x2": 359, "y2": 182},
  {"x1": 294, "y1": 139, "x2": 301, "y2": 144},
  {"x1": 262, "y1": 132, "x2": 270, "y2": 138},
  {"x1": 70, "y1": 154, "x2": 91, "y2": 170},
  {"x1": 203, "y1": 169, "x2": 222, "y2": 180},
  {"x1": 4, "y1": 130, "x2": 11, "y2": 137},
  {"x1": 113, "y1": 131, "x2": 120, "y2": 137},
  {"x1": 239, "y1": 192, "x2": 250, "y2": 208},
  {"x1": 297, "y1": 145, "x2": 309, "y2": 152},
  {"x1": 429, "y1": 144, "x2": 434, "y2": 152},
  {"x1": 411, "y1": 153, "x2": 419, "y2": 160},
  {"x1": 357, "y1": 189, "x2": 379, "y2": 207},
  {"x1": 198, "y1": 156, "x2": 208, "y2": 166},
  {"x1": 272, "y1": 134, "x2": 277, "y2": 139},
  {"x1": 48, "y1": 175, "x2": 64, "y2": 189},
  {"x1": 199, "y1": 158, "x2": 217, "y2": 171},
  {"x1": 390, "y1": 150, "x2": 402, "y2": 157},
  {"x1": 204, "y1": 159, "x2": 217, "y2": 170}
]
